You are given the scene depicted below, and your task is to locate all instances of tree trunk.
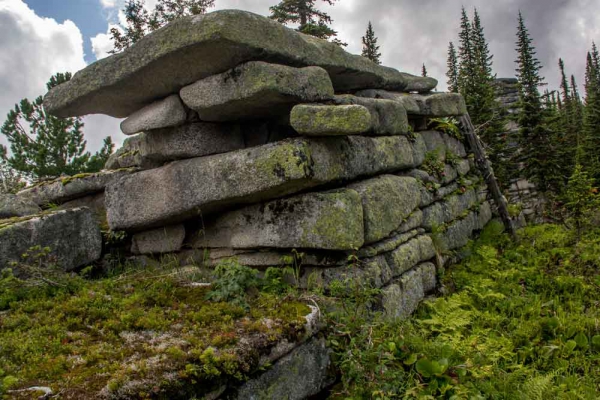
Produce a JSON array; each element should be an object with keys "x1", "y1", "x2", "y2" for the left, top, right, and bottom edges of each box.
[{"x1": 459, "y1": 113, "x2": 518, "y2": 240}]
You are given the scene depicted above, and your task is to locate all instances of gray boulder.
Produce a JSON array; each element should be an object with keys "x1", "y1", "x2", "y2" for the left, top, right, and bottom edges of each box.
[
  {"x1": 356, "y1": 90, "x2": 467, "y2": 116},
  {"x1": 105, "y1": 122, "x2": 246, "y2": 170},
  {"x1": 290, "y1": 104, "x2": 372, "y2": 136},
  {"x1": 349, "y1": 175, "x2": 421, "y2": 244},
  {"x1": 235, "y1": 338, "x2": 333, "y2": 400},
  {"x1": 382, "y1": 268, "x2": 424, "y2": 319},
  {"x1": 44, "y1": 10, "x2": 436, "y2": 118},
  {"x1": 120, "y1": 95, "x2": 188, "y2": 135},
  {"x1": 0, "y1": 208, "x2": 102, "y2": 271},
  {"x1": 17, "y1": 169, "x2": 136, "y2": 206},
  {"x1": 421, "y1": 189, "x2": 478, "y2": 230},
  {"x1": 106, "y1": 135, "x2": 428, "y2": 232},
  {"x1": 131, "y1": 224, "x2": 186, "y2": 255},
  {"x1": 0, "y1": 194, "x2": 41, "y2": 219},
  {"x1": 385, "y1": 235, "x2": 436, "y2": 278},
  {"x1": 180, "y1": 61, "x2": 335, "y2": 121},
  {"x1": 198, "y1": 189, "x2": 364, "y2": 251},
  {"x1": 333, "y1": 95, "x2": 409, "y2": 135}
]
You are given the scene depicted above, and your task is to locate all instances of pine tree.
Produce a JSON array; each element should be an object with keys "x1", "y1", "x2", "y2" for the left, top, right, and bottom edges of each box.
[
  {"x1": 453, "y1": 8, "x2": 509, "y2": 185},
  {"x1": 0, "y1": 73, "x2": 114, "y2": 181},
  {"x1": 269, "y1": 0, "x2": 345, "y2": 45},
  {"x1": 457, "y1": 7, "x2": 475, "y2": 96},
  {"x1": 111, "y1": 0, "x2": 215, "y2": 52},
  {"x1": 582, "y1": 46, "x2": 600, "y2": 180},
  {"x1": 446, "y1": 42, "x2": 459, "y2": 92},
  {"x1": 361, "y1": 21, "x2": 381, "y2": 64},
  {"x1": 514, "y1": 11, "x2": 556, "y2": 192},
  {"x1": 421, "y1": 64, "x2": 428, "y2": 77}
]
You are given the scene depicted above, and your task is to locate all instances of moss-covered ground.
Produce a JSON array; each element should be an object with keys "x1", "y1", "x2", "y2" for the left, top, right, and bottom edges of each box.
[
  {"x1": 327, "y1": 222, "x2": 600, "y2": 399},
  {"x1": 0, "y1": 263, "x2": 311, "y2": 399}
]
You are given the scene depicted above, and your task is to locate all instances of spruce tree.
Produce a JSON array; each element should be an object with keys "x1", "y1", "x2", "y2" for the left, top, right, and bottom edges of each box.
[
  {"x1": 111, "y1": 0, "x2": 215, "y2": 52},
  {"x1": 446, "y1": 42, "x2": 459, "y2": 92},
  {"x1": 361, "y1": 21, "x2": 381, "y2": 64},
  {"x1": 454, "y1": 8, "x2": 509, "y2": 185},
  {"x1": 269, "y1": 0, "x2": 345, "y2": 45},
  {"x1": 582, "y1": 47, "x2": 600, "y2": 179},
  {"x1": 421, "y1": 64, "x2": 428, "y2": 77},
  {"x1": 457, "y1": 7, "x2": 475, "y2": 96},
  {"x1": 0, "y1": 73, "x2": 114, "y2": 181},
  {"x1": 514, "y1": 11, "x2": 556, "y2": 192}
]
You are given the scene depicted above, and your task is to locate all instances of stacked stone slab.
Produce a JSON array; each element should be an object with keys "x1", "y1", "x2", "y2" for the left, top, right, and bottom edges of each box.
[
  {"x1": 27, "y1": 10, "x2": 494, "y2": 317},
  {"x1": 493, "y1": 78, "x2": 544, "y2": 223}
]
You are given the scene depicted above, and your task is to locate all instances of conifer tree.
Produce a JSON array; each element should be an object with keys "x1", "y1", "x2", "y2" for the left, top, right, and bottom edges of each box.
[
  {"x1": 111, "y1": 0, "x2": 215, "y2": 52},
  {"x1": 582, "y1": 46, "x2": 600, "y2": 179},
  {"x1": 361, "y1": 21, "x2": 381, "y2": 64},
  {"x1": 421, "y1": 64, "x2": 428, "y2": 77},
  {"x1": 514, "y1": 11, "x2": 556, "y2": 192},
  {"x1": 270, "y1": 0, "x2": 345, "y2": 46},
  {"x1": 446, "y1": 42, "x2": 459, "y2": 92},
  {"x1": 457, "y1": 7, "x2": 475, "y2": 96},
  {"x1": 454, "y1": 8, "x2": 509, "y2": 185},
  {"x1": 0, "y1": 73, "x2": 114, "y2": 181}
]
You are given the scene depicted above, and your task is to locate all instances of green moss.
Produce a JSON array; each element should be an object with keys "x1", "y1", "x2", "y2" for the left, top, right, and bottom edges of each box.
[
  {"x1": 300, "y1": 190, "x2": 364, "y2": 250},
  {"x1": 291, "y1": 105, "x2": 372, "y2": 135},
  {"x1": 254, "y1": 140, "x2": 314, "y2": 182},
  {"x1": 0, "y1": 263, "x2": 312, "y2": 398}
]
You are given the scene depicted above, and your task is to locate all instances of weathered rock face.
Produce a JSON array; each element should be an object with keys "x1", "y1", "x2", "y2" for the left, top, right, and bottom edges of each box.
[
  {"x1": 198, "y1": 189, "x2": 364, "y2": 250},
  {"x1": 131, "y1": 224, "x2": 186, "y2": 255},
  {"x1": 349, "y1": 175, "x2": 421, "y2": 244},
  {"x1": 234, "y1": 337, "x2": 333, "y2": 400},
  {"x1": 17, "y1": 169, "x2": 136, "y2": 206},
  {"x1": 43, "y1": 10, "x2": 436, "y2": 118},
  {"x1": 0, "y1": 194, "x2": 41, "y2": 219},
  {"x1": 290, "y1": 104, "x2": 372, "y2": 136},
  {"x1": 105, "y1": 122, "x2": 246, "y2": 170},
  {"x1": 180, "y1": 62, "x2": 335, "y2": 121},
  {"x1": 0, "y1": 208, "x2": 102, "y2": 271},
  {"x1": 356, "y1": 90, "x2": 467, "y2": 117},
  {"x1": 106, "y1": 135, "x2": 428, "y2": 232},
  {"x1": 120, "y1": 94, "x2": 189, "y2": 135}
]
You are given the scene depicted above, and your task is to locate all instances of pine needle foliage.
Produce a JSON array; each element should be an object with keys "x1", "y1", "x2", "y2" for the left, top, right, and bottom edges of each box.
[
  {"x1": 0, "y1": 73, "x2": 114, "y2": 181},
  {"x1": 361, "y1": 21, "x2": 381, "y2": 64},
  {"x1": 269, "y1": 0, "x2": 346, "y2": 46},
  {"x1": 110, "y1": 0, "x2": 215, "y2": 52}
]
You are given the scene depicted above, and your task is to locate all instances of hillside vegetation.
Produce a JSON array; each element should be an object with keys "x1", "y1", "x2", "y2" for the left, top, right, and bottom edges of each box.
[{"x1": 329, "y1": 222, "x2": 600, "y2": 399}]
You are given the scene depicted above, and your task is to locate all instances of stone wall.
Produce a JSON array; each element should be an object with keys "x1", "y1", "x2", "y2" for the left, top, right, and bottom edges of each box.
[
  {"x1": 7, "y1": 10, "x2": 495, "y2": 320},
  {"x1": 494, "y1": 78, "x2": 545, "y2": 222},
  {"x1": 3, "y1": 10, "x2": 497, "y2": 398}
]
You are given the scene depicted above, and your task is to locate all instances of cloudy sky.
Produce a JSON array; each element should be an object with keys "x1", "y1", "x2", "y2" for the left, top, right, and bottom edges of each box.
[{"x1": 1, "y1": 0, "x2": 599, "y2": 152}]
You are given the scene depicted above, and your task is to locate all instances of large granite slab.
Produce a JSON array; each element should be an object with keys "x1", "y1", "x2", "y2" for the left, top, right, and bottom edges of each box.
[{"x1": 44, "y1": 10, "x2": 436, "y2": 118}]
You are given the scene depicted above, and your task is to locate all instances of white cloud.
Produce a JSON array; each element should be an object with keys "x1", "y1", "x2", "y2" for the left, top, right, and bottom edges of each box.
[
  {"x1": 100, "y1": 0, "x2": 116, "y2": 8},
  {"x1": 91, "y1": 26, "x2": 117, "y2": 60},
  {"x1": 0, "y1": 0, "x2": 122, "y2": 153}
]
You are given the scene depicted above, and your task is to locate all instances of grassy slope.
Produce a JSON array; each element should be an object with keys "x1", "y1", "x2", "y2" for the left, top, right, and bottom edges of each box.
[
  {"x1": 329, "y1": 222, "x2": 600, "y2": 399},
  {"x1": 0, "y1": 264, "x2": 311, "y2": 399}
]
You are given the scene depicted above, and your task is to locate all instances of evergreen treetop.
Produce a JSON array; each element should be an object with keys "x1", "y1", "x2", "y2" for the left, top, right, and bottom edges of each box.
[
  {"x1": 269, "y1": 0, "x2": 345, "y2": 45},
  {"x1": 361, "y1": 21, "x2": 382, "y2": 64},
  {"x1": 0, "y1": 73, "x2": 114, "y2": 181},
  {"x1": 111, "y1": 0, "x2": 215, "y2": 52},
  {"x1": 446, "y1": 42, "x2": 459, "y2": 92},
  {"x1": 421, "y1": 64, "x2": 428, "y2": 77}
]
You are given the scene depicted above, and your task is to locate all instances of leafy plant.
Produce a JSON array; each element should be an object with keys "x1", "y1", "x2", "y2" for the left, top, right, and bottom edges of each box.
[
  {"x1": 428, "y1": 117, "x2": 463, "y2": 140},
  {"x1": 206, "y1": 258, "x2": 259, "y2": 308},
  {"x1": 422, "y1": 149, "x2": 446, "y2": 179}
]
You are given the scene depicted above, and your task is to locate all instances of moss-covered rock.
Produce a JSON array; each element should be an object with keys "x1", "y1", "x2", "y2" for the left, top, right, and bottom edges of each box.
[
  {"x1": 333, "y1": 95, "x2": 410, "y2": 135},
  {"x1": 198, "y1": 189, "x2": 364, "y2": 251},
  {"x1": 17, "y1": 169, "x2": 137, "y2": 206},
  {"x1": 290, "y1": 104, "x2": 371, "y2": 136},
  {"x1": 180, "y1": 61, "x2": 334, "y2": 121},
  {"x1": 0, "y1": 194, "x2": 40, "y2": 219},
  {"x1": 0, "y1": 207, "x2": 101, "y2": 271},
  {"x1": 349, "y1": 175, "x2": 421, "y2": 244},
  {"x1": 44, "y1": 10, "x2": 436, "y2": 118}
]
